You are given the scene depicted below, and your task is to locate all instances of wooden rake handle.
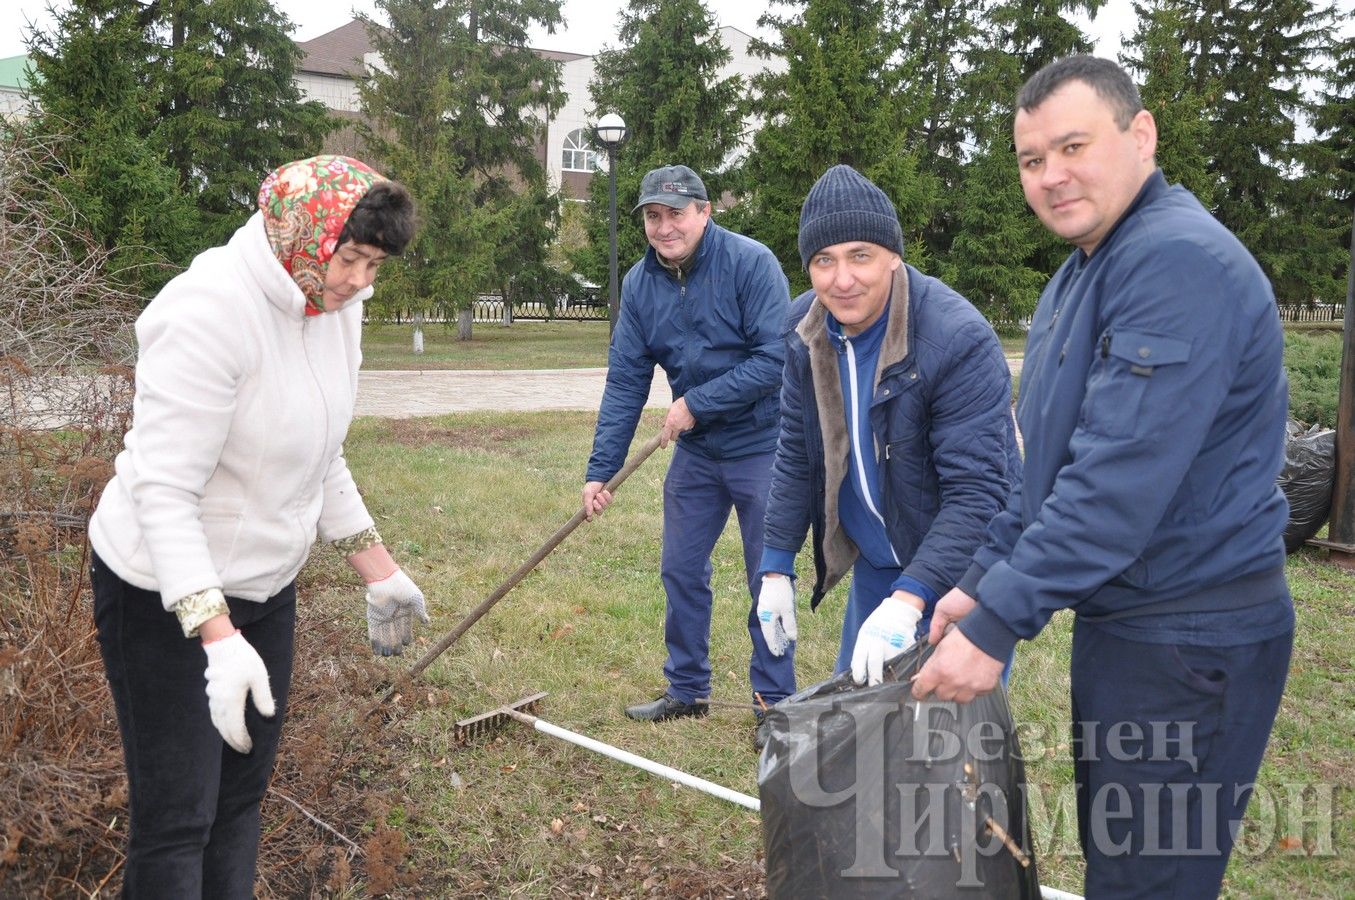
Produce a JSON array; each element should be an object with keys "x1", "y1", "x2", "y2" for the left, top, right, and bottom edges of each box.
[{"x1": 366, "y1": 432, "x2": 665, "y2": 716}]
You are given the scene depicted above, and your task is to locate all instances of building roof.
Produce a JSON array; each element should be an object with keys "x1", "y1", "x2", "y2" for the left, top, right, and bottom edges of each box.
[
  {"x1": 298, "y1": 20, "x2": 374, "y2": 78},
  {"x1": 297, "y1": 20, "x2": 589, "y2": 78},
  {"x1": 0, "y1": 55, "x2": 34, "y2": 90}
]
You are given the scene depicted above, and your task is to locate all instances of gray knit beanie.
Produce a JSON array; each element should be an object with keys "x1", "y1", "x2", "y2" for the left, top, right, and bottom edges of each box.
[{"x1": 798, "y1": 165, "x2": 904, "y2": 268}]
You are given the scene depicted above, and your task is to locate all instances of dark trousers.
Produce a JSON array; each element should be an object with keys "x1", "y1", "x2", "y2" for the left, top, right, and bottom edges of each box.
[
  {"x1": 1070, "y1": 619, "x2": 1292, "y2": 899},
  {"x1": 660, "y1": 445, "x2": 796, "y2": 705},
  {"x1": 92, "y1": 552, "x2": 296, "y2": 900}
]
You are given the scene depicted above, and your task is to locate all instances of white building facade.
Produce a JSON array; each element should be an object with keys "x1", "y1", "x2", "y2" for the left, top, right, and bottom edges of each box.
[{"x1": 296, "y1": 22, "x2": 782, "y2": 200}]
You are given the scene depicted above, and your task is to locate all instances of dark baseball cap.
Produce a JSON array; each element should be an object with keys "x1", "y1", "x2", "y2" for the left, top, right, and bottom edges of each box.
[{"x1": 632, "y1": 165, "x2": 708, "y2": 212}]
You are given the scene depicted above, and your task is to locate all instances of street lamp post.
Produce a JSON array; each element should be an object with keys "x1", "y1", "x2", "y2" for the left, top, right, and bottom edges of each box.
[{"x1": 594, "y1": 113, "x2": 628, "y2": 336}]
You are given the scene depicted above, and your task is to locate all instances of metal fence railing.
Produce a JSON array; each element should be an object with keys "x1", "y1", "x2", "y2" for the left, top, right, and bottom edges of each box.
[
  {"x1": 374, "y1": 296, "x2": 610, "y2": 325},
  {"x1": 472, "y1": 296, "x2": 609, "y2": 323},
  {"x1": 1277, "y1": 303, "x2": 1344, "y2": 323},
  {"x1": 375, "y1": 300, "x2": 1344, "y2": 329}
]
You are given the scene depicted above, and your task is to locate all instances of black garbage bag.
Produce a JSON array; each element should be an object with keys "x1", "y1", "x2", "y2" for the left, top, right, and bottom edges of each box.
[
  {"x1": 1279, "y1": 419, "x2": 1336, "y2": 553},
  {"x1": 758, "y1": 641, "x2": 1040, "y2": 899}
]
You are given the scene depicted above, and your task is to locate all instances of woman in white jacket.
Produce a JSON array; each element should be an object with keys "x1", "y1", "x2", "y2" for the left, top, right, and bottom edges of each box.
[{"x1": 89, "y1": 156, "x2": 425, "y2": 898}]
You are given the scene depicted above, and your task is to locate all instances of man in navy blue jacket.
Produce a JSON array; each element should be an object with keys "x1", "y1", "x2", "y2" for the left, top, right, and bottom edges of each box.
[
  {"x1": 583, "y1": 165, "x2": 796, "y2": 724},
  {"x1": 756, "y1": 164, "x2": 1021, "y2": 692},
  {"x1": 912, "y1": 57, "x2": 1294, "y2": 898}
]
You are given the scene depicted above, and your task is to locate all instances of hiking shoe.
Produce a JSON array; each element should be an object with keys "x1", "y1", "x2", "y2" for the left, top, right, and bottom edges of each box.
[
  {"x1": 753, "y1": 714, "x2": 771, "y2": 751},
  {"x1": 624, "y1": 694, "x2": 709, "y2": 722}
]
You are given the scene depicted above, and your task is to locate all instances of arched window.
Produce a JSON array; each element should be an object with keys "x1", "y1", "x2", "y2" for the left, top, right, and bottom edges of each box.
[{"x1": 562, "y1": 128, "x2": 599, "y2": 172}]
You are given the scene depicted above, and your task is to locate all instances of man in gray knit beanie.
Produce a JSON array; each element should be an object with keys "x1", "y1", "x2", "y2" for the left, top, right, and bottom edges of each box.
[{"x1": 756, "y1": 164, "x2": 1020, "y2": 742}]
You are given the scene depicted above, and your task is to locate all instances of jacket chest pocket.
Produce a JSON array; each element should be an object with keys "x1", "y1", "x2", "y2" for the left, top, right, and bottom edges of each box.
[
  {"x1": 883, "y1": 436, "x2": 940, "y2": 515},
  {"x1": 1080, "y1": 329, "x2": 1191, "y2": 439}
]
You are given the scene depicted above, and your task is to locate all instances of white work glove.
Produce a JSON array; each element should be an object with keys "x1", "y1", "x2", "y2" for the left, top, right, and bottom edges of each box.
[
  {"x1": 366, "y1": 568, "x2": 430, "y2": 657},
  {"x1": 851, "y1": 597, "x2": 924, "y2": 686},
  {"x1": 757, "y1": 575, "x2": 798, "y2": 656},
  {"x1": 203, "y1": 631, "x2": 275, "y2": 754}
]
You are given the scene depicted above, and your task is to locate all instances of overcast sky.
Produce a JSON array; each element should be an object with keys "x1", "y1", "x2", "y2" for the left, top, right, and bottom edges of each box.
[{"x1": 2, "y1": 0, "x2": 1148, "y2": 62}]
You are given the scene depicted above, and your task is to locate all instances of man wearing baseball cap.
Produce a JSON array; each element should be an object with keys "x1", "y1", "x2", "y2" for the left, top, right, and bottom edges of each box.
[
  {"x1": 756, "y1": 164, "x2": 1021, "y2": 718},
  {"x1": 583, "y1": 164, "x2": 796, "y2": 731}
]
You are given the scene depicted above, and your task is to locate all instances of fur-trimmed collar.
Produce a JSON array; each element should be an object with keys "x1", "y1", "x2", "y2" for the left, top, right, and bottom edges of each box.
[{"x1": 793, "y1": 264, "x2": 912, "y2": 599}]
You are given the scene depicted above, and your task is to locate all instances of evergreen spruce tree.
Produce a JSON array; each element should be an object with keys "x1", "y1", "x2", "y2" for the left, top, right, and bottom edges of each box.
[
  {"x1": 1165, "y1": 0, "x2": 1334, "y2": 302},
  {"x1": 577, "y1": 0, "x2": 744, "y2": 290},
  {"x1": 1301, "y1": 27, "x2": 1353, "y2": 304},
  {"x1": 733, "y1": 0, "x2": 935, "y2": 292},
  {"x1": 1122, "y1": 1, "x2": 1214, "y2": 206},
  {"x1": 27, "y1": 0, "x2": 332, "y2": 292},
  {"x1": 27, "y1": 0, "x2": 200, "y2": 294},
  {"x1": 358, "y1": 0, "x2": 566, "y2": 341},
  {"x1": 150, "y1": 0, "x2": 332, "y2": 242},
  {"x1": 891, "y1": 0, "x2": 984, "y2": 264},
  {"x1": 939, "y1": 0, "x2": 1100, "y2": 323}
]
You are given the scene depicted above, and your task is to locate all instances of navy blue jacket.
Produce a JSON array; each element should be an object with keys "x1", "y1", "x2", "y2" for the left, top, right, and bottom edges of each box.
[
  {"x1": 762, "y1": 264, "x2": 1022, "y2": 609},
  {"x1": 958, "y1": 171, "x2": 1292, "y2": 661},
  {"x1": 586, "y1": 221, "x2": 789, "y2": 481}
]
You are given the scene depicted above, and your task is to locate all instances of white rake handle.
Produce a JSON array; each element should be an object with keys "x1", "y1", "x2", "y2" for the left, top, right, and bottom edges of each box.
[{"x1": 509, "y1": 710, "x2": 760, "y2": 811}]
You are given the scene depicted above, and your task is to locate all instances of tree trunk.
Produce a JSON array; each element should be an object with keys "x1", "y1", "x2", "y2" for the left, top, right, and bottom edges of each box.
[
  {"x1": 412, "y1": 311, "x2": 425, "y2": 354},
  {"x1": 457, "y1": 307, "x2": 473, "y2": 341},
  {"x1": 502, "y1": 288, "x2": 514, "y2": 327}
]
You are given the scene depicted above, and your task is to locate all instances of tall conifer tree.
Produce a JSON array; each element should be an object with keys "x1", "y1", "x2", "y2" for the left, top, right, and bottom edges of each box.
[
  {"x1": 358, "y1": 0, "x2": 566, "y2": 340},
  {"x1": 150, "y1": 0, "x2": 331, "y2": 241},
  {"x1": 891, "y1": 0, "x2": 984, "y2": 263},
  {"x1": 27, "y1": 0, "x2": 323, "y2": 291},
  {"x1": 1299, "y1": 27, "x2": 1353, "y2": 304},
  {"x1": 1123, "y1": 1, "x2": 1214, "y2": 207},
  {"x1": 940, "y1": 0, "x2": 1101, "y2": 322},
  {"x1": 1164, "y1": 0, "x2": 1334, "y2": 302},
  {"x1": 577, "y1": 0, "x2": 744, "y2": 289},
  {"x1": 734, "y1": 0, "x2": 935, "y2": 291}
]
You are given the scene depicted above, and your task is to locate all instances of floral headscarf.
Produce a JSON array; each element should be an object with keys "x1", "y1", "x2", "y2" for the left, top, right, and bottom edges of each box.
[{"x1": 257, "y1": 155, "x2": 387, "y2": 315}]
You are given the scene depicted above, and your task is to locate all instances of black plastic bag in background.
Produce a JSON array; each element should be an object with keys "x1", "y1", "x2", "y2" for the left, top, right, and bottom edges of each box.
[
  {"x1": 1279, "y1": 418, "x2": 1336, "y2": 553},
  {"x1": 758, "y1": 642, "x2": 1041, "y2": 899}
]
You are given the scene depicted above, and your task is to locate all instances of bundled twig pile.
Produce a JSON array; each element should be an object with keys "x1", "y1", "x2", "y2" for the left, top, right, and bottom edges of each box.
[
  {"x1": 0, "y1": 124, "x2": 141, "y2": 896},
  {"x1": 0, "y1": 126, "x2": 422, "y2": 896}
]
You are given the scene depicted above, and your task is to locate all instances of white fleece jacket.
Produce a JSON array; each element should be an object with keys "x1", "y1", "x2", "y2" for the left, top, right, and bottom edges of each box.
[{"x1": 90, "y1": 212, "x2": 376, "y2": 608}]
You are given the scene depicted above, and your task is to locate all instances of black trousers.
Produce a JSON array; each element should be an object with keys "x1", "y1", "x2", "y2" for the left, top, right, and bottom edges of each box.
[{"x1": 92, "y1": 552, "x2": 296, "y2": 899}]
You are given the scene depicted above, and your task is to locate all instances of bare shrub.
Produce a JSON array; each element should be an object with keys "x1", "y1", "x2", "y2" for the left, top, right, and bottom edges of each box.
[
  {"x1": 0, "y1": 123, "x2": 142, "y2": 897},
  {"x1": 0, "y1": 125, "x2": 421, "y2": 897}
]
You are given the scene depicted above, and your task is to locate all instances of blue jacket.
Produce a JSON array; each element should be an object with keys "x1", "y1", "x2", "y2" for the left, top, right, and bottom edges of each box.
[
  {"x1": 586, "y1": 221, "x2": 790, "y2": 481},
  {"x1": 762, "y1": 264, "x2": 1022, "y2": 609},
  {"x1": 957, "y1": 171, "x2": 1292, "y2": 661}
]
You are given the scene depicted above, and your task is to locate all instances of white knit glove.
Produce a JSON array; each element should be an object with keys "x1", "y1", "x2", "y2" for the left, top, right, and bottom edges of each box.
[
  {"x1": 851, "y1": 597, "x2": 924, "y2": 686},
  {"x1": 203, "y1": 632, "x2": 275, "y2": 754},
  {"x1": 366, "y1": 568, "x2": 430, "y2": 657},
  {"x1": 757, "y1": 575, "x2": 798, "y2": 657}
]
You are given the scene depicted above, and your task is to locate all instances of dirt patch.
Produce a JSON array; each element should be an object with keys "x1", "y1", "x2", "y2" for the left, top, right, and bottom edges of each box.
[{"x1": 385, "y1": 420, "x2": 533, "y2": 452}]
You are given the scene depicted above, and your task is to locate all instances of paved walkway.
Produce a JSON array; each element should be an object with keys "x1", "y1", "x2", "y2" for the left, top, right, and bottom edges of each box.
[{"x1": 355, "y1": 358, "x2": 1024, "y2": 418}]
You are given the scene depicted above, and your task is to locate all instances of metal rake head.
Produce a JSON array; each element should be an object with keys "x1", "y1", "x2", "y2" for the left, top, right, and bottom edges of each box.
[{"x1": 454, "y1": 691, "x2": 547, "y2": 743}]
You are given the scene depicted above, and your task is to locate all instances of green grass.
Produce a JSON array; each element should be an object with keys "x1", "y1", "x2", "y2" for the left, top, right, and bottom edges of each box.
[
  {"x1": 362, "y1": 321, "x2": 1029, "y2": 372},
  {"x1": 362, "y1": 321, "x2": 611, "y2": 371},
  {"x1": 295, "y1": 410, "x2": 1353, "y2": 897},
  {"x1": 1285, "y1": 329, "x2": 1343, "y2": 428}
]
